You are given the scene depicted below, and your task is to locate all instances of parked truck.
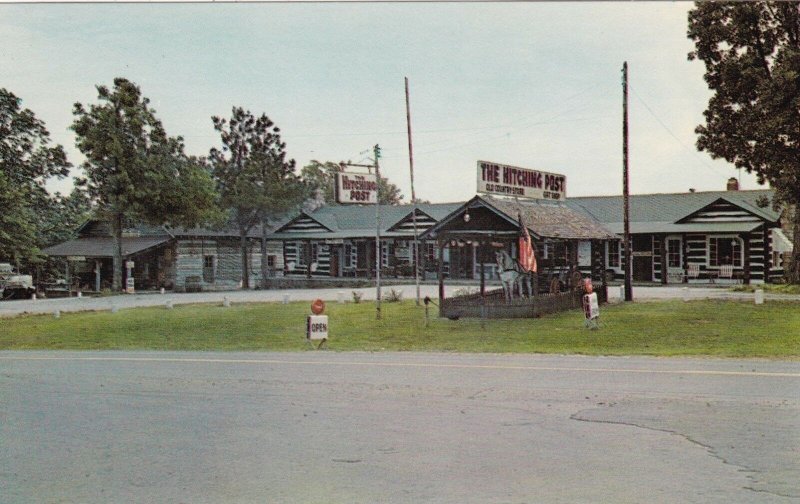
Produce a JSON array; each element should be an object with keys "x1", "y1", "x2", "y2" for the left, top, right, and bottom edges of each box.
[{"x1": 0, "y1": 263, "x2": 36, "y2": 300}]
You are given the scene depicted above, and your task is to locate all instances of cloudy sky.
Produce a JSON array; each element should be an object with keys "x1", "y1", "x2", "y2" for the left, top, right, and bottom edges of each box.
[{"x1": 1, "y1": 2, "x2": 762, "y2": 203}]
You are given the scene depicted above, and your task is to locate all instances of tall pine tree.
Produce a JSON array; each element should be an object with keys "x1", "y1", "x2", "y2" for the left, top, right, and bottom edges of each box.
[
  {"x1": 210, "y1": 107, "x2": 305, "y2": 288},
  {"x1": 73, "y1": 78, "x2": 218, "y2": 291}
]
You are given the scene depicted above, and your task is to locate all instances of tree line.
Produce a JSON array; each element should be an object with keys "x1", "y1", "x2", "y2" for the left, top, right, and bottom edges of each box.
[{"x1": 2, "y1": 78, "x2": 402, "y2": 290}]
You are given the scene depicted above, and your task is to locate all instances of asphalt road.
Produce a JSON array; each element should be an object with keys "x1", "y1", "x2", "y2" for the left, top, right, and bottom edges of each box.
[
  {"x1": 2, "y1": 351, "x2": 798, "y2": 503},
  {"x1": 2, "y1": 284, "x2": 798, "y2": 318}
]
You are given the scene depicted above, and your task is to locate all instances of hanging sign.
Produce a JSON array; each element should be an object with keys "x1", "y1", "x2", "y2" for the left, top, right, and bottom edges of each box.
[
  {"x1": 336, "y1": 172, "x2": 377, "y2": 204},
  {"x1": 477, "y1": 160, "x2": 566, "y2": 201}
]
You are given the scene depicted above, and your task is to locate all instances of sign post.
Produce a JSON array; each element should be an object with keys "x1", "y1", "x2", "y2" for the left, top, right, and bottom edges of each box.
[
  {"x1": 125, "y1": 261, "x2": 135, "y2": 294},
  {"x1": 307, "y1": 299, "x2": 329, "y2": 349}
]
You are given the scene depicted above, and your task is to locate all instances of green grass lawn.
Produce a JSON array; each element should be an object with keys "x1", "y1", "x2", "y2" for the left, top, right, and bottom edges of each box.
[{"x1": 1, "y1": 299, "x2": 798, "y2": 358}]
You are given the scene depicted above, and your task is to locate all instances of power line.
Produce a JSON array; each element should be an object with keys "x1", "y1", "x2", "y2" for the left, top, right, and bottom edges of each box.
[{"x1": 628, "y1": 84, "x2": 730, "y2": 178}]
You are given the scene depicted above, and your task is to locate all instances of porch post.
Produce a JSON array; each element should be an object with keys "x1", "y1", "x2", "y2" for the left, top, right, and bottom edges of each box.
[
  {"x1": 681, "y1": 233, "x2": 688, "y2": 283},
  {"x1": 479, "y1": 241, "x2": 485, "y2": 297},
  {"x1": 437, "y1": 237, "x2": 445, "y2": 309},
  {"x1": 742, "y1": 233, "x2": 751, "y2": 285},
  {"x1": 763, "y1": 226, "x2": 771, "y2": 284},
  {"x1": 660, "y1": 234, "x2": 668, "y2": 284},
  {"x1": 95, "y1": 260, "x2": 101, "y2": 292},
  {"x1": 65, "y1": 261, "x2": 71, "y2": 297},
  {"x1": 306, "y1": 241, "x2": 312, "y2": 279},
  {"x1": 419, "y1": 240, "x2": 427, "y2": 281}
]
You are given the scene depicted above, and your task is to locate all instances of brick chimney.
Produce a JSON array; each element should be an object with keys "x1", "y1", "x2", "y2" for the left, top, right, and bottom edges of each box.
[{"x1": 727, "y1": 177, "x2": 739, "y2": 191}]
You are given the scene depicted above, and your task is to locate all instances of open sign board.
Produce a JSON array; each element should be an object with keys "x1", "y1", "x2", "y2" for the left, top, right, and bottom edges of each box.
[{"x1": 307, "y1": 315, "x2": 329, "y2": 341}]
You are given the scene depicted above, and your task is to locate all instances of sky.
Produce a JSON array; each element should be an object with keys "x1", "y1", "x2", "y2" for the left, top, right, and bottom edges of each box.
[{"x1": 1, "y1": 2, "x2": 764, "y2": 204}]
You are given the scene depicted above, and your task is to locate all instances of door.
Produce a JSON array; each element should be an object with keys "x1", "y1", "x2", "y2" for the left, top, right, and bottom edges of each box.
[
  {"x1": 665, "y1": 235, "x2": 683, "y2": 283},
  {"x1": 632, "y1": 235, "x2": 653, "y2": 282},
  {"x1": 329, "y1": 248, "x2": 339, "y2": 277}
]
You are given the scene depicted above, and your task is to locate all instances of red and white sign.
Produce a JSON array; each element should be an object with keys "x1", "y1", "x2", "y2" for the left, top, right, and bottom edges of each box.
[
  {"x1": 307, "y1": 315, "x2": 329, "y2": 341},
  {"x1": 477, "y1": 160, "x2": 566, "y2": 201},
  {"x1": 582, "y1": 293, "x2": 599, "y2": 320},
  {"x1": 336, "y1": 172, "x2": 377, "y2": 204}
]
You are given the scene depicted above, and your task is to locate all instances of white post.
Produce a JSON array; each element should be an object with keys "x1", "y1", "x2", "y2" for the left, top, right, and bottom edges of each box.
[
  {"x1": 682, "y1": 287, "x2": 690, "y2": 302},
  {"x1": 754, "y1": 289, "x2": 764, "y2": 305}
]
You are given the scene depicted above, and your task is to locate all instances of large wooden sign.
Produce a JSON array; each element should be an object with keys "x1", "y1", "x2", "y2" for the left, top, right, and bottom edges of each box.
[
  {"x1": 477, "y1": 160, "x2": 566, "y2": 201},
  {"x1": 336, "y1": 172, "x2": 377, "y2": 204}
]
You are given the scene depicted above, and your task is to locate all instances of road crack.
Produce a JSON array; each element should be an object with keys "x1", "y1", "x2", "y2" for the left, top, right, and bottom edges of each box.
[{"x1": 570, "y1": 409, "x2": 799, "y2": 500}]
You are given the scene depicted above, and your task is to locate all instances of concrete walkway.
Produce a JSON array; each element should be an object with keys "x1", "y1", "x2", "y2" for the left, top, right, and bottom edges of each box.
[{"x1": 1, "y1": 283, "x2": 798, "y2": 318}]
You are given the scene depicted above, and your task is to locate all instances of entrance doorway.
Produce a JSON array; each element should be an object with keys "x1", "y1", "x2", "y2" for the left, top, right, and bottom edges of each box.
[
  {"x1": 665, "y1": 235, "x2": 683, "y2": 283},
  {"x1": 632, "y1": 235, "x2": 653, "y2": 282}
]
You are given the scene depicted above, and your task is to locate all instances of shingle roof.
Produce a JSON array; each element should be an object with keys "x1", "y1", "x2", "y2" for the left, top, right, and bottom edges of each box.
[
  {"x1": 565, "y1": 189, "x2": 778, "y2": 224},
  {"x1": 480, "y1": 196, "x2": 616, "y2": 240}
]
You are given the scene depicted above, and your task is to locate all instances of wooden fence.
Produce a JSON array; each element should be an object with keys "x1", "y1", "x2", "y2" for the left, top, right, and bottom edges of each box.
[{"x1": 440, "y1": 286, "x2": 607, "y2": 320}]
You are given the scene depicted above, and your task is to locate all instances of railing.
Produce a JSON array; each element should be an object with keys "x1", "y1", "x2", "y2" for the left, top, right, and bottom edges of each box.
[{"x1": 440, "y1": 288, "x2": 597, "y2": 319}]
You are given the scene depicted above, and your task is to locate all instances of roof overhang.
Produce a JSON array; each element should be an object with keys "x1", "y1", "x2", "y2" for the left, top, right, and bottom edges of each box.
[{"x1": 42, "y1": 236, "x2": 171, "y2": 258}]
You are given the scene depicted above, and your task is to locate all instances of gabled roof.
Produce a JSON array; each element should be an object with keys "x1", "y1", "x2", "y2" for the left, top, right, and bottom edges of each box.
[
  {"x1": 566, "y1": 189, "x2": 778, "y2": 225},
  {"x1": 421, "y1": 195, "x2": 616, "y2": 241},
  {"x1": 270, "y1": 202, "x2": 463, "y2": 240}
]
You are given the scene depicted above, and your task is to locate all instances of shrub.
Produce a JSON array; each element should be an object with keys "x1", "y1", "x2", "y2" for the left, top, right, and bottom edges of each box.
[{"x1": 383, "y1": 288, "x2": 403, "y2": 302}]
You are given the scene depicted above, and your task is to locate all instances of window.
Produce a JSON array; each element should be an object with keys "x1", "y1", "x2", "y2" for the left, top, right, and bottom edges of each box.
[
  {"x1": 667, "y1": 239, "x2": 681, "y2": 268},
  {"x1": 425, "y1": 242, "x2": 436, "y2": 262},
  {"x1": 708, "y1": 237, "x2": 742, "y2": 267},
  {"x1": 202, "y1": 255, "x2": 215, "y2": 283},
  {"x1": 607, "y1": 241, "x2": 620, "y2": 268},
  {"x1": 344, "y1": 243, "x2": 354, "y2": 268},
  {"x1": 267, "y1": 255, "x2": 276, "y2": 269}
]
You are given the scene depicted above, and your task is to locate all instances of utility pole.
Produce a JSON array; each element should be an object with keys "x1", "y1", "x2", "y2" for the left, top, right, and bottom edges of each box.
[
  {"x1": 622, "y1": 61, "x2": 633, "y2": 302},
  {"x1": 374, "y1": 144, "x2": 382, "y2": 320},
  {"x1": 405, "y1": 77, "x2": 421, "y2": 306}
]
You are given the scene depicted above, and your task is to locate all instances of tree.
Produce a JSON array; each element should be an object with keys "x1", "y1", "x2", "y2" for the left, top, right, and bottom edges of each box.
[
  {"x1": 72, "y1": 78, "x2": 218, "y2": 291},
  {"x1": 0, "y1": 88, "x2": 71, "y2": 267},
  {"x1": 210, "y1": 107, "x2": 305, "y2": 288},
  {"x1": 300, "y1": 159, "x2": 404, "y2": 206},
  {"x1": 688, "y1": 2, "x2": 800, "y2": 283}
]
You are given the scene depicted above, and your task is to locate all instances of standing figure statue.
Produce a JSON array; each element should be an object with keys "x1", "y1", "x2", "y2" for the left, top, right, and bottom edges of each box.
[{"x1": 495, "y1": 250, "x2": 532, "y2": 301}]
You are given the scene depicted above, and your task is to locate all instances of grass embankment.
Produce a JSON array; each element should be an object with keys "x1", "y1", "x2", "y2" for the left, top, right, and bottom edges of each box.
[{"x1": 1, "y1": 300, "x2": 798, "y2": 357}]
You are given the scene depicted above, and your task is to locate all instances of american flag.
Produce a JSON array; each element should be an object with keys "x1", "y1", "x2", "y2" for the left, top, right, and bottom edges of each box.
[{"x1": 518, "y1": 213, "x2": 537, "y2": 273}]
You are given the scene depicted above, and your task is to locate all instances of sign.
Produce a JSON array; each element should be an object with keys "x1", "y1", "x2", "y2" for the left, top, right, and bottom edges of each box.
[
  {"x1": 311, "y1": 299, "x2": 325, "y2": 315},
  {"x1": 631, "y1": 251, "x2": 652, "y2": 257},
  {"x1": 477, "y1": 160, "x2": 566, "y2": 201},
  {"x1": 336, "y1": 172, "x2": 377, "y2": 204},
  {"x1": 67, "y1": 256, "x2": 86, "y2": 262},
  {"x1": 583, "y1": 292, "x2": 599, "y2": 320},
  {"x1": 125, "y1": 261, "x2": 135, "y2": 269},
  {"x1": 125, "y1": 277, "x2": 135, "y2": 294},
  {"x1": 307, "y1": 315, "x2": 329, "y2": 341}
]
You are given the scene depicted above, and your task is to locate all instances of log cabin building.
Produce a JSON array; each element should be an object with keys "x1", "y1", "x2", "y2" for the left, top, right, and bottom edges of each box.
[
  {"x1": 42, "y1": 180, "x2": 793, "y2": 291},
  {"x1": 269, "y1": 202, "x2": 462, "y2": 279},
  {"x1": 566, "y1": 181, "x2": 790, "y2": 284},
  {"x1": 42, "y1": 220, "x2": 283, "y2": 292}
]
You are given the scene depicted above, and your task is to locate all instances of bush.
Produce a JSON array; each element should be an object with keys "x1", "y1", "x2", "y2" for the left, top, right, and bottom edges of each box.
[{"x1": 383, "y1": 288, "x2": 403, "y2": 302}]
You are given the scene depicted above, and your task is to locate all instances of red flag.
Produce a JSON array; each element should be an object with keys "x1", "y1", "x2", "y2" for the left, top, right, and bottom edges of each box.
[{"x1": 518, "y1": 214, "x2": 537, "y2": 273}]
